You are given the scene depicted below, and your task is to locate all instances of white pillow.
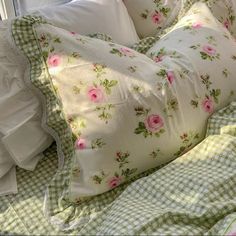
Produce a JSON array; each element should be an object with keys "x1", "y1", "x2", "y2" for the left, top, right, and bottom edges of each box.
[
  {"x1": 0, "y1": 20, "x2": 53, "y2": 195},
  {"x1": 123, "y1": 0, "x2": 181, "y2": 38},
  {"x1": 33, "y1": 0, "x2": 140, "y2": 46}
]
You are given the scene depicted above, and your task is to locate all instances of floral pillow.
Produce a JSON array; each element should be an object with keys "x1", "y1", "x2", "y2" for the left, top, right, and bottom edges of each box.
[
  {"x1": 205, "y1": 0, "x2": 236, "y2": 37},
  {"x1": 123, "y1": 0, "x2": 181, "y2": 38},
  {"x1": 177, "y1": 0, "x2": 236, "y2": 38},
  {"x1": 146, "y1": 1, "x2": 236, "y2": 118},
  {"x1": 11, "y1": 1, "x2": 236, "y2": 206}
]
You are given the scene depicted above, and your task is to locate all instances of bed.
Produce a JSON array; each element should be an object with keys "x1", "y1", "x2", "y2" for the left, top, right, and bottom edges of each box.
[{"x1": 1, "y1": 0, "x2": 236, "y2": 235}]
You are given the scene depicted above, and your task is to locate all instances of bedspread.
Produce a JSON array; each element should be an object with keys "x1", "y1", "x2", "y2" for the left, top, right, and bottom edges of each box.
[{"x1": 0, "y1": 101, "x2": 236, "y2": 235}]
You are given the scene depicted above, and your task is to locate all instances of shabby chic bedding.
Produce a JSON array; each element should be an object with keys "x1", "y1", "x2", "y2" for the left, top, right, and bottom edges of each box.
[{"x1": 1, "y1": 0, "x2": 236, "y2": 235}]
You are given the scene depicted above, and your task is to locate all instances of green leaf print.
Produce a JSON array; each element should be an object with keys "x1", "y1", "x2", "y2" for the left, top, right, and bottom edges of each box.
[
  {"x1": 134, "y1": 122, "x2": 150, "y2": 138},
  {"x1": 116, "y1": 151, "x2": 130, "y2": 168},
  {"x1": 222, "y1": 68, "x2": 229, "y2": 78},
  {"x1": 140, "y1": 9, "x2": 149, "y2": 19},
  {"x1": 110, "y1": 48, "x2": 123, "y2": 57},
  {"x1": 100, "y1": 79, "x2": 118, "y2": 94},
  {"x1": 210, "y1": 89, "x2": 221, "y2": 104},
  {"x1": 174, "y1": 131, "x2": 200, "y2": 157},
  {"x1": 134, "y1": 107, "x2": 150, "y2": 116},
  {"x1": 92, "y1": 171, "x2": 107, "y2": 184},
  {"x1": 149, "y1": 149, "x2": 161, "y2": 159},
  {"x1": 91, "y1": 138, "x2": 106, "y2": 149},
  {"x1": 121, "y1": 168, "x2": 137, "y2": 179},
  {"x1": 191, "y1": 100, "x2": 199, "y2": 108},
  {"x1": 200, "y1": 74, "x2": 212, "y2": 90},
  {"x1": 95, "y1": 104, "x2": 115, "y2": 124}
]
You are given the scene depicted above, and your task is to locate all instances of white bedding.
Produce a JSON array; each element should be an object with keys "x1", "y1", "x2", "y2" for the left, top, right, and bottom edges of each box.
[{"x1": 0, "y1": 20, "x2": 53, "y2": 195}]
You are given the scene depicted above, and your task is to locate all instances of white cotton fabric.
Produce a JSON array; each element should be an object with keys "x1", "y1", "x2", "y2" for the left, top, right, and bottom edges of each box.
[
  {"x1": 32, "y1": 0, "x2": 140, "y2": 46},
  {"x1": 0, "y1": 20, "x2": 53, "y2": 195}
]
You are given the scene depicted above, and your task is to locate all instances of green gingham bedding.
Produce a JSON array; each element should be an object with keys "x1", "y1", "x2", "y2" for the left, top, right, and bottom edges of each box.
[{"x1": 1, "y1": 101, "x2": 236, "y2": 235}]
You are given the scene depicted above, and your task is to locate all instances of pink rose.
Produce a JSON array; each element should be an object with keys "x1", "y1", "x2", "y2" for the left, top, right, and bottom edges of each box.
[
  {"x1": 154, "y1": 56, "x2": 163, "y2": 63},
  {"x1": 145, "y1": 114, "x2": 164, "y2": 133},
  {"x1": 202, "y1": 45, "x2": 216, "y2": 56},
  {"x1": 151, "y1": 11, "x2": 162, "y2": 24},
  {"x1": 202, "y1": 97, "x2": 214, "y2": 113},
  {"x1": 224, "y1": 20, "x2": 230, "y2": 29},
  {"x1": 167, "y1": 71, "x2": 175, "y2": 84},
  {"x1": 108, "y1": 176, "x2": 122, "y2": 189},
  {"x1": 87, "y1": 87, "x2": 104, "y2": 103},
  {"x1": 120, "y1": 47, "x2": 135, "y2": 57},
  {"x1": 75, "y1": 138, "x2": 86, "y2": 150},
  {"x1": 192, "y1": 22, "x2": 203, "y2": 29},
  {"x1": 70, "y1": 31, "x2": 76, "y2": 35},
  {"x1": 47, "y1": 54, "x2": 62, "y2": 67}
]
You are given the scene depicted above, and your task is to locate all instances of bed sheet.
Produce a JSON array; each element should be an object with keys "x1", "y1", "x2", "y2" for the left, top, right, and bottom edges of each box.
[{"x1": 0, "y1": 144, "x2": 65, "y2": 235}]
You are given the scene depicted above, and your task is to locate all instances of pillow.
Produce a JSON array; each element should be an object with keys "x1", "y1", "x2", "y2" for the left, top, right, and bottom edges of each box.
[
  {"x1": 123, "y1": 0, "x2": 181, "y2": 38},
  {"x1": 177, "y1": 0, "x2": 236, "y2": 38},
  {"x1": 146, "y1": 1, "x2": 236, "y2": 117},
  {"x1": 203, "y1": 0, "x2": 236, "y2": 38},
  {"x1": 32, "y1": 0, "x2": 139, "y2": 46},
  {"x1": 11, "y1": 2, "x2": 236, "y2": 204},
  {"x1": 0, "y1": 20, "x2": 53, "y2": 195}
]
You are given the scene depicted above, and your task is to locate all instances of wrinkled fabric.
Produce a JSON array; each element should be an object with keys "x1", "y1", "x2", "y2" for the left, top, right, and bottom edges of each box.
[{"x1": 0, "y1": 20, "x2": 53, "y2": 195}]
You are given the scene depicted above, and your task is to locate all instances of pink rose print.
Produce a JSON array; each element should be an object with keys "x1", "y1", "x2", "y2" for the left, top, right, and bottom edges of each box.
[
  {"x1": 202, "y1": 97, "x2": 214, "y2": 113},
  {"x1": 47, "y1": 54, "x2": 62, "y2": 67},
  {"x1": 154, "y1": 56, "x2": 163, "y2": 63},
  {"x1": 108, "y1": 176, "x2": 122, "y2": 189},
  {"x1": 202, "y1": 45, "x2": 216, "y2": 56},
  {"x1": 120, "y1": 47, "x2": 135, "y2": 57},
  {"x1": 70, "y1": 31, "x2": 77, "y2": 35},
  {"x1": 167, "y1": 71, "x2": 175, "y2": 84},
  {"x1": 87, "y1": 86, "x2": 104, "y2": 103},
  {"x1": 145, "y1": 114, "x2": 164, "y2": 133},
  {"x1": 151, "y1": 11, "x2": 162, "y2": 24},
  {"x1": 192, "y1": 22, "x2": 203, "y2": 29},
  {"x1": 75, "y1": 138, "x2": 86, "y2": 150},
  {"x1": 224, "y1": 20, "x2": 230, "y2": 29}
]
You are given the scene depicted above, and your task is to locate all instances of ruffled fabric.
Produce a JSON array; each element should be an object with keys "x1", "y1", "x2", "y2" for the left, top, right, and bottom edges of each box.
[{"x1": 0, "y1": 20, "x2": 53, "y2": 196}]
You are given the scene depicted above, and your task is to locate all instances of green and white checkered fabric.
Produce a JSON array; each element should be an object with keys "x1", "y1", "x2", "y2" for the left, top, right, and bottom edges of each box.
[
  {"x1": 87, "y1": 32, "x2": 113, "y2": 42},
  {"x1": 0, "y1": 145, "x2": 64, "y2": 235},
  {"x1": 131, "y1": 36, "x2": 157, "y2": 54}
]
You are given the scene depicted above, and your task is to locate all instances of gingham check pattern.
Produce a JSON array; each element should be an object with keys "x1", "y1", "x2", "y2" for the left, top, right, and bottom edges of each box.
[{"x1": 0, "y1": 145, "x2": 64, "y2": 235}]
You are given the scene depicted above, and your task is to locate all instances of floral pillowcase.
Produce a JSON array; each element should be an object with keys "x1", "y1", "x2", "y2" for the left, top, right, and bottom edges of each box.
[
  {"x1": 123, "y1": 0, "x2": 181, "y2": 38},
  {"x1": 207, "y1": 0, "x2": 236, "y2": 38},
  {"x1": 177, "y1": 0, "x2": 236, "y2": 39},
  {"x1": 11, "y1": 1, "x2": 236, "y2": 208}
]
